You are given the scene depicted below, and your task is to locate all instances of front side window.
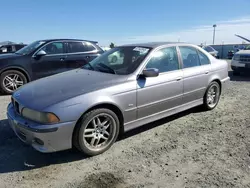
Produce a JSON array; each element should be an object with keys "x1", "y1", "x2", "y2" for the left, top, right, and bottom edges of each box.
[
  {"x1": 146, "y1": 47, "x2": 179, "y2": 73},
  {"x1": 67, "y1": 42, "x2": 96, "y2": 53},
  {"x1": 198, "y1": 51, "x2": 210, "y2": 65},
  {"x1": 41, "y1": 42, "x2": 64, "y2": 55},
  {"x1": 179, "y1": 46, "x2": 200, "y2": 68},
  {"x1": 82, "y1": 46, "x2": 151, "y2": 75}
]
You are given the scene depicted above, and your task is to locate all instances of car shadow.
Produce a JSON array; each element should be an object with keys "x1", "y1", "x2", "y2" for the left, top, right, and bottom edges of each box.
[
  {"x1": 229, "y1": 70, "x2": 250, "y2": 81},
  {"x1": 0, "y1": 106, "x2": 203, "y2": 174}
]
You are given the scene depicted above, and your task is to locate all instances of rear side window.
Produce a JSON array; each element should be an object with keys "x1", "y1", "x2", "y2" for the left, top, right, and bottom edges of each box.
[
  {"x1": 15, "y1": 45, "x2": 25, "y2": 51},
  {"x1": 198, "y1": 51, "x2": 210, "y2": 65},
  {"x1": 67, "y1": 42, "x2": 96, "y2": 53},
  {"x1": 179, "y1": 46, "x2": 200, "y2": 68}
]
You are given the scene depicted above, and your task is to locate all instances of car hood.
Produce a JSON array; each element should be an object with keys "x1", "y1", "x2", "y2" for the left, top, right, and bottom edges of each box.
[
  {"x1": 0, "y1": 53, "x2": 22, "y2": 60},
  {"x1": 13, "y1": 69, "x2": 127, "y2": 110}
]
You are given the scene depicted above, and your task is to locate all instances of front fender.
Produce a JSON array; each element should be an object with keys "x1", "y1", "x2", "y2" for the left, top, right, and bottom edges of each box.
[{"x1": 44, "y1": 93, "x2": 122, "y2": 123}]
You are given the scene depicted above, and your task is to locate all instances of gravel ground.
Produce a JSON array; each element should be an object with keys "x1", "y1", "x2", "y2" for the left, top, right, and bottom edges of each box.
[{"x1": 0, "y1": 62, "x2": 250, "y2": 188}]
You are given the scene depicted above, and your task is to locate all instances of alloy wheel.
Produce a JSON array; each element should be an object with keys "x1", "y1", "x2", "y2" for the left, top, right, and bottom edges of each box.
[
  {"x1": 3, "y1": 74, "x2": 24, "y2": 92},
  {"x1": 207, "y1": 84, "x2": 220, "y2": 108},
  {"x1": 83, "y1": 113, "x2": 116, "y2": 151}
]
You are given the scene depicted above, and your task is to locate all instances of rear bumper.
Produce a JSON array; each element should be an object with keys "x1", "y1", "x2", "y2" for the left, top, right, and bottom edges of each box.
[
  {"x1": 221, "y1": 76, "x2": 230, "y2": 93},
  {"x1": 231, "y1": 65, "x2": 250, "y2": 72},
  {"x1": 7, "y1": 103, "x2": 76, "y2": 153}
]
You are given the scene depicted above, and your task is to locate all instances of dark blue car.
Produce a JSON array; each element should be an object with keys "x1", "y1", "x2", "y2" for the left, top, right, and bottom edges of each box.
[{"x1": 0, "y1": 39, "x2": 103, "y2": 94}]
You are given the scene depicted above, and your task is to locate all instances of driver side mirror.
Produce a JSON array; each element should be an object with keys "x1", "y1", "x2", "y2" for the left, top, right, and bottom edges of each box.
[
  {"x1": 142, "y1": 68, "x2": 159, "y2": 77},
  {"x1": 35, "y1": 50, "x2": 47, "y2": 57}
]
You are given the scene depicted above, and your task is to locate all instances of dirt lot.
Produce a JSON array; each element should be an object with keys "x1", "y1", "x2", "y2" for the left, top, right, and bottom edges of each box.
[{"x1": 0, "y1": 63, "x2": 250, "y2": 188}]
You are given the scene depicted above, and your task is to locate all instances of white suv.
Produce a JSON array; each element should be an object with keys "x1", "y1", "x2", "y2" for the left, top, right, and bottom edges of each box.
[{"x1": 231, "y1": 46, "x2": 250, "y2": 75}]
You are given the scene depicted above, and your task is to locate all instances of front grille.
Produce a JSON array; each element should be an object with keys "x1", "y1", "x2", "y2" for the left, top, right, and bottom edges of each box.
[{"x1": 239, "y1": 55, "x2": 250, "y2": 62}]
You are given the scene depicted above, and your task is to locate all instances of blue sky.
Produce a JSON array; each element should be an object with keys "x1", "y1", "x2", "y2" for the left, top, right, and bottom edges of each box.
[{"x1": 1, "y1": 0, "x2": 250, "y2": 45}]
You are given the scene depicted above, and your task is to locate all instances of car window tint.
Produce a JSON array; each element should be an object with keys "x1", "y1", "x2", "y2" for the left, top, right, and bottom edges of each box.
[
  {"x1": 68, "y1": 42, "x2": 95, "y2": 53},
  {"x1": 198, "y1": 50, "x2": 210, "y2": 65},
  {"x1": 42, "y1": 42, "x2": 64, "y2": 55},
  {"x1": 145, "y1": 47, "x2": 179, "y2": 73},
  {"x1": 179, "y1": 46, "x2": 200, "y2": 68}
]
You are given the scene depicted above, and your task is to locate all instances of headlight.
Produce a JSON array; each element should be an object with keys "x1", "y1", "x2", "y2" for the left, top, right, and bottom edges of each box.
[
  {"x1": 233, "y1": 54, "x2": 240, "y2": 61},
  {"x1": 21, "y1": 108, "x2": 60, "y2": 124}
]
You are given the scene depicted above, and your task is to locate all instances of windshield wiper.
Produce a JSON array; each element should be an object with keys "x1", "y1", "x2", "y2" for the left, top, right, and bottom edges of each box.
[{"x1": 96, "y1": 63, "x2": 116, "y2": 74}]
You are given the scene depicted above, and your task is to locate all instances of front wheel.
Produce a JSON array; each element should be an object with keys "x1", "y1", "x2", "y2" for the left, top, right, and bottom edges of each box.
[
  {"x1": 73, "y1": 108, "x2": 120, "y2": 156},
  {"x1": 203, "y1": 81, "x2": 221, "y2": 110},
  {"x1": 0, "y1": 70, "x2": 27, "y2": 94}
]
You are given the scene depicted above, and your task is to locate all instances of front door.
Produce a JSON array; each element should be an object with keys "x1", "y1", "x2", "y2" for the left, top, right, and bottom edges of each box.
[
  {"x1": 178, "y1": 46, "x2": 211, "y2": 104},
  {"x1": 31, "y1": 42, "x2": 67, "y2": 79},
  {"x1": 137, "y1": 46, "x2": 183, "y2": 119}
]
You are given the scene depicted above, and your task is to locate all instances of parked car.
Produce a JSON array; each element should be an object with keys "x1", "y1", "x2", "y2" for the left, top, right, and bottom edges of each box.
[
  {"x1": 0, "y1": 39, "x2": 103, "y2": 94},
  {"x1": 0, "y1": 44, "x2": 26, "y2": 54},
  {"x1": 202, "y1": 45, "x2": 219, "y2": 58},
  {"x1": 231, "y1": 48, "x2": 250, "y2": 75},
  {"x1": 7, "y1": 42, "x2": 229, "y2": 156}
]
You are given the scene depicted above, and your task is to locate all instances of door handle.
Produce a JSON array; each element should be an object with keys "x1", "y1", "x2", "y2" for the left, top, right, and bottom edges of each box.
[
  {"x1": 60, "y1": 58, "x2": 65, "y2": 61},
  {"x1": 205, "y1": 71, "x2": 209, "y2": 74},
  {"x1": 176, "y1": 77, "x2": 182, "y2": 81},
  {"x1": 85, "y1": 56, "x2": 90, "y2": 59}
]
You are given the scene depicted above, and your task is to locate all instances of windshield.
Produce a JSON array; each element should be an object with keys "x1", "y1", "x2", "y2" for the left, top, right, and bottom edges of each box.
[
  {"x1": 15, "y1": 41, "x2": 45, "y2": 55},
  {"x1": 83, "y1": 46, "x2": 151, "y2": 75}
]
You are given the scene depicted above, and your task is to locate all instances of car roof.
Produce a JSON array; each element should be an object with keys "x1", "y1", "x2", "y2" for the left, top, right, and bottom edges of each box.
[
  {"x1": 39, "y1": 39, "x2": 98, "y2": 44},
  {"x1": 120, "y1": 42, "x2": 189, "y2": 48}
]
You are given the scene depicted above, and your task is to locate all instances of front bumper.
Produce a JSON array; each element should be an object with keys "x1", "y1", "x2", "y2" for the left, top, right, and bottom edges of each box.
[{"x1": 7, "y1": 103, "x2": 76, "y2": 153}]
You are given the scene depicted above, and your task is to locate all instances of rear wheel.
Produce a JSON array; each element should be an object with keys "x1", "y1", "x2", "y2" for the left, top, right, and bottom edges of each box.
[
  {"x1": 73, "y1": 108, "x2": 120, "y2": 156},
  {"x1": 203, "y1": 81, "x2": 221, "y2": 110},
  {"x1": 0, "y1": 70, "x2": 27, "y2": 94}
]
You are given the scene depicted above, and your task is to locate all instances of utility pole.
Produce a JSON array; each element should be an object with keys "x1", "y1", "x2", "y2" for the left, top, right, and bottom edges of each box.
[{"x1": 213, "y1": 24, "x2": 217, "y2": 45}]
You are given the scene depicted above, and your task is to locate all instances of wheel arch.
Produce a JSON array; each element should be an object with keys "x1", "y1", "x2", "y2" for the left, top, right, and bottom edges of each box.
[
  {"x1": 209, "y1": 78, "x2": 222, "y2": 93},
  {"x1": 0, "y1": 66, "x2": 31, "y2": 82},
  {"x1": 72, "y1": 102, "x2": 125, "y2": 147}
]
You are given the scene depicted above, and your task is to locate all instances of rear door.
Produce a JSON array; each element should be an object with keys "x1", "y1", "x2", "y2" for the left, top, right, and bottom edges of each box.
[
  {"x1": 65, "y1": 41, "x2": 99, "y2": 70},
  {"x1": 31, "y1": 41, "x2": 67, "y2": 79},
  {"x1": 178, "y1": 46, "x2": 211, "y2": 104}
]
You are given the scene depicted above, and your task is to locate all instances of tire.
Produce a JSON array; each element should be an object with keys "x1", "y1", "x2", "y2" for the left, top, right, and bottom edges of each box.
[
  {"x1": 0, "y1": 70, "x2": 27, "y2": 95},
  {"x1": 203, "y1": 81, "x2": 221, "y2": 110},
  {"x1": 73, "y1": 108, "x2": 120, "y2": 156}
]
